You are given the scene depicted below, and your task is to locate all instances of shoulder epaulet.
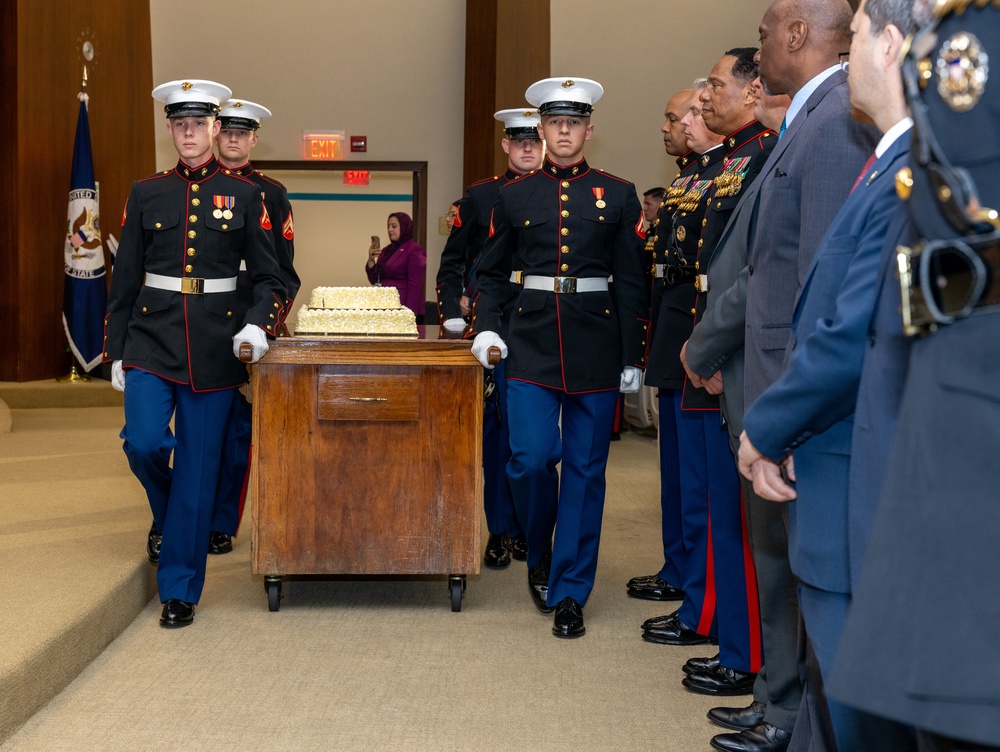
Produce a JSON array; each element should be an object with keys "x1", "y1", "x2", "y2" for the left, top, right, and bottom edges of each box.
[
  {"x1": 592, "y1": 168, "x2": 632, "y2": 185},
  {"x1": 219, "y1": 169, "x2": 256, "y2": 186},
  {"x1": 138, "y1": 169, "x2": 174, "y2": 183}
]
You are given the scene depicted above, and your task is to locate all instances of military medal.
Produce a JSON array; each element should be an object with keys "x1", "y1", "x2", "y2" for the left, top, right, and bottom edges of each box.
[
  {"x1": 936, "y1": 31, "x2": 988, "y2": 112},
  {"x1": 593, "y1": 187, "x2": 606, "y2": 209},
  {"x1": 214, "y1": 195, "x2": 236, "y2": 221}
]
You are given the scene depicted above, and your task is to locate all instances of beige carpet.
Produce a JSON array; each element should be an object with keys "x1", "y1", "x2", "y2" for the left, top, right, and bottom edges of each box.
[{"x1": 1, "y1": 407, "x2": 730, "y2": 752}]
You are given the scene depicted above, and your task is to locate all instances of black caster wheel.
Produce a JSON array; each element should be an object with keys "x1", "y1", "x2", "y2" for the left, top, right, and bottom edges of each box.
[
  {"x1": 448, "y1": 576, "x2": 466, "y2": 612},
  {"x1": 265, "y1": 577, "x2": 282, "y2": 612}
]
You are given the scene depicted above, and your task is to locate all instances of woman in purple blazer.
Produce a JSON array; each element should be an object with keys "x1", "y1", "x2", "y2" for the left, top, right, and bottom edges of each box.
[{"x1": 365, "y1": 212, "x2": 427, "y2": 323}]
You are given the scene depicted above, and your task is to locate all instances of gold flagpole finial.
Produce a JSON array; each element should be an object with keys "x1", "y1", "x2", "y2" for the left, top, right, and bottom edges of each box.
[{"x1": 82, "y1": 64, "x2": 88, "y2": 89}]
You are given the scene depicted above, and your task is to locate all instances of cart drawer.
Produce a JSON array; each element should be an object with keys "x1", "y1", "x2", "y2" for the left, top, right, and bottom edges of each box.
[{"x1": 316, "y1": 372, "x2": 421, "y2": 422}]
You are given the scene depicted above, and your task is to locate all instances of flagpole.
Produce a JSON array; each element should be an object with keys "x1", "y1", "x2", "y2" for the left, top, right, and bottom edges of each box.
[{"x1": 57, "y1": 64, "x2": 94, "y2": 385}]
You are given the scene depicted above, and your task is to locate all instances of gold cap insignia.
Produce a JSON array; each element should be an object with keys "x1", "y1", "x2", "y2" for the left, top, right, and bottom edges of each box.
[
  {"x1": 181, "y1": 82, "x2": 193, "y2": 91},
  {"x1": 233, "y1": 101, "x2": 243, "y2": 108},
  {"x1": 936, "y1": 31, "x2": 988, "y2": 112},
  {"x1": 562, "y1": 80, "x2": 575, "y2": 88}
]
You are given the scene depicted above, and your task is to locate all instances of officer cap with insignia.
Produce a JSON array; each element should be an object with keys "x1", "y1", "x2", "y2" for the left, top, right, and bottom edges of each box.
[
  {"x1": 494, "y1": 108, "x2": 542, "y2": 140},
  {"x1": 525, "y1": 77, "x2": 604, "y2": 117},
  {"x1": 218, "y1": 98, "x2": 272, "y2": 131},
  {"x1": 902, "y1": 0, "x2": 1000, "y2": 242},
  {"x1": 151, "y1": 79, "x2": 231, "y2": 119}
]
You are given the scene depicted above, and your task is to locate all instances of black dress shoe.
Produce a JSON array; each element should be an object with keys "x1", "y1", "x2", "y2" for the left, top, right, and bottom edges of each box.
[
  {"x1": 683, "y1": 652, "x2": 721, "y2": 675},
  {"x1": 708, "y1": 701, "x2": 767, "y2": 731},
  {"x1": 710, "y1": 723, "x2": 790, "y2": 752},
  {"x1": 508, "y1": 534, "x2": 528, "y2": 562},
  {"x1": 626, "y1": 576, "x2": 684, "y2": 601},
  {"x1": 642, "y1": 613, "x2": 715, "y2": 646},
  {"x1": 527, "y1": 554, "x2": 554, "y2": 613},
  {"x1": 159, "y1": 599, "x2": 195, "y2": 628},
  {"x1": 147, "y1": 523, "x2": 161, "y2": 565},
  {"x1": 627, "y1": 572, "x2": 660, "y2": 588},
  {"x1": 683, "y1": 665, "x2": 757, "y2": 696},
  {"x1": 641, "y1": 608, "x2": 680, "y2": 630},
  {"x1": 483, "y1": 533, "x2": 512, "y2": 568},
  {"x1": 208, "y1": 531, "x2": 233, "y2": 555},
  {"x1": 552, "y1": 597, "x2": 585, "y2": 638}
]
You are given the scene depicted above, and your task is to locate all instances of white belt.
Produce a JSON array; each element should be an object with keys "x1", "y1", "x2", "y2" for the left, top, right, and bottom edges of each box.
[
  {"x1": 695, "y1": 274, "x2": 709, "y2": 293},
  {"x1": 653, "y1": 263, "x2": 667, "y2": 279},
  {"x1": 144, "y1": 272, "x2": 238, "y2": 295},
  {"x1": 522, "y1": 275, "x2": 609, "y2": 293}
]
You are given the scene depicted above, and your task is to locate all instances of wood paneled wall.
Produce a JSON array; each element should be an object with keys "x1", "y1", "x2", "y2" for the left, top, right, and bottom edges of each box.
[
  {"x1": 0, "y1": 0, "x2": 154, "y2": 381},
  {"x1": 463, "y1": 0, "x2": 550, "y2": 188}
]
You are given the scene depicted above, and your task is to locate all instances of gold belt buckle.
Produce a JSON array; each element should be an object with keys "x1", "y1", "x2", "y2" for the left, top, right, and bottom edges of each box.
[
  {"x1": 553, "y1": 276, "x2": 577, "y2": 294},
  {"x1": 180, "y1": 277, "x2": 205, "y2": 295},
  {"x1": 512, "y1": 270, "x2": 523, "y2": 285}
]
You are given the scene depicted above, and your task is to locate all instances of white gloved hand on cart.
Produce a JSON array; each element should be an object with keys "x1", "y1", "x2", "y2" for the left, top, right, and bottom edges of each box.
[
  {"x1": 471, "y1": 331, "x2": 507, "y2": 369},
  {"x1": 441, "y1": 317, "x2": 467, "y2": 333},
  {"x1": 233, "y1": 324, "x2": 269, "y2": 364},
  {"x1": 619, "y1": 366, "x2": 642, "y2": 394},
  {"x1": 111, "y1": 360, "x2": 126, "y2": 392}
]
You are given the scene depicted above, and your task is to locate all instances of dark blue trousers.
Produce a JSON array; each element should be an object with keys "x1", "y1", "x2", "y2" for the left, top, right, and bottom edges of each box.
[
  {"x1": 656, "y1": 389, "x2": 685, "y2": 588},
  {"x1": 483, "y1": 360, "x2": 522, "y2": 537},
  {"x1": 506, "y1": 380, "x2": 618, "y2": 606},
  {"x1": 121, "y1": 369, "x2": 232, "y2": 604},
  {"x1": 673, "y1": 395, "x2": 716, "y2": 639},
  {"x1": 211, "y1": 390, "x2": 252, "y2": 537}
]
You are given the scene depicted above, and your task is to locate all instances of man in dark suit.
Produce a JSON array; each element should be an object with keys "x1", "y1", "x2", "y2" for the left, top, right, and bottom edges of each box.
[
  {"x1": 104, "y1": 80, "x2": 284, "y2": 628},
  {"x1": 470, "y1": 77, "x2": 648, "y2": 639},
  {"x1": 436, "y1": 108, "x2": 543, "y2": 569},
  {"x1": 828, "y1": 3, "x2": 1000, "y2": 750},
  {"x1": 736, "y1": 1, "x2": 919, "y2": 749},
  {"x1": 683, "y1": 0, "x2": 877, "y2": 748}
]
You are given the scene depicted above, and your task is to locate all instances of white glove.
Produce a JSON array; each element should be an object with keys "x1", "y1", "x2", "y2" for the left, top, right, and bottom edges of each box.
[
  {"x1": 111, "y1": 360, "x2": 125, "y2": 392},
  {"x1": 620, "y1": 366, "x2": 642, "y2": 394},
  {"x1": 442, "y1": 317, "x2": 467, "y2": 333},
  {"x1": 233, "y1": 324, "x2": 269, "y2": 364},
  {"x1": 471, "y1": 331, "x2": 507, "y2": 369}
]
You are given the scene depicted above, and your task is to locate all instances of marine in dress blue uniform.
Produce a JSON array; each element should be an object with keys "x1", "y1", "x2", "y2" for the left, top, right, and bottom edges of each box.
[
  {"x1": 104, "y1": 80, "x2": 284, "y2": 628},
  {"x1": 674, "y1": 50, "x2": 776, "y2": 700},
  {"x1": 625, "y1": 86, "x2": 697, "y2": 605},
  {"x1": 210, "y1": 98, "x2": 300, "y2": 555},
  {"x1": 435, "y1": 108, "x2": 543, "y2": 569},
  {"x1": 641, "y1": 84, "x2": 728, "y2": 649},
  {"x1": 471, "y1": 77, "x2": 649, "y2": 638}
]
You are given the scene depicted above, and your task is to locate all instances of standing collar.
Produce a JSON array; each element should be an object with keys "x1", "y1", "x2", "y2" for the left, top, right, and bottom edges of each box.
[{"x1": 542, "y1": 157, "x2": 590, "y2": 180}]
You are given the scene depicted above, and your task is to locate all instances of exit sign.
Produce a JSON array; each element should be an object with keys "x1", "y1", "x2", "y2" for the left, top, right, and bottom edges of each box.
[
  {"x1": 303, "y1": 130, "x2": 345, "y2": 160},
  {"x1": 343, "y1": 170, "x2": 370, "y2": 186}
]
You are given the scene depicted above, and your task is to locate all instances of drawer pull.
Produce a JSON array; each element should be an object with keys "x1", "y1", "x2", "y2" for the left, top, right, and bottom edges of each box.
[{"x1": 348, "y1": 397, "x2": 388, "y2": 403}]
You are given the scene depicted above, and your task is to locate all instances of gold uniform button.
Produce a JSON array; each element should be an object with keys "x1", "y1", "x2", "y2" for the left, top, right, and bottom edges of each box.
[
  {"x1": 702, "y1": 218, "x2": 707, "y2": 227},
  {"x1": 606, "y1": 309, "x2": 611, "y2": 315},
  {"x1": 141, "y1": 307, "x2": 147, "y2": 313},
  {"x1": 269, "y1": 314, "x2": 275, "y2": 319},
  {"x1": 189, "y1": 215, "x2": 198, "y2": 223},
  {"x1": 695, "y1": 261, "x2": 700, "y2": 270},
  {"x1": 716, "y1": 202, "x2": 722, "y2": 209},
  {"x1": 273, "y1": 302, "x2": 280, "y2": 308},
  {"x1": 560, "y1": 264, "x2": 569, "y2": 272},
  {"x1": 191, "y1": 184, "x2": 200, "y2": 192},
  {"x1": 191, "y1": 198, "x2": 200, "y2": 206},
  {"x1": 561, "y1": 181, "x2": 570, "y2": 188},
  {"x1": 561, "y1": 227, "x2": 569, "y2": 236},
  {"x1": 266, "y1": 325, "x2": 273, "y2": 331},
  {"x1": 698, "y1": 239, "x2": 704, "y2": 248},
  {"x1": 188, "y1": 230, "x2": 196, "y2": 239},
  {"x1": 599, "y1": 216, "x2": 605, "y2": 221},
  {"x1": 187, "y1": 248, "x2": 196, "y2": 257},
  {"x1": 561, "y1": 246, "x2": 569, "y2": 254},
  {"x1": 690, "y1": 308, "x2": 696, "y2": 315},
  {"x1": 222, "y1": 224, "x2": 228, "y2": 230},
  {"x1": 154, "y1": 222, "x2": 162, "y2": 229},
  {"x1": 561, "y1": 194, "x2": 569, "y2": 201},
  {"x1": 518, "y1": 307, "x2": 523, "y2": 313},
  {"x1": 185, "y1": 264, "x2": 193, "y2": 273},
  {"x1": 561, "y1": 210, "x2": 569, "y2": 218},
  {"x1": 227, "y1": 311, "x2": 232, "y2": 317},
  {"x1": 524, "y1": 220, "x2": 531, "y2": 227}
]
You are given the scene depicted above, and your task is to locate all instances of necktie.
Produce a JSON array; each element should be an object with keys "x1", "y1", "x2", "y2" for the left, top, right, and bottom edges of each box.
[
  {"x1": 778, "y1": 117, "x2": 787, "y2": 139},
  {"x1": 850, "y1": 152, "x2": 878, "y2": 194}
]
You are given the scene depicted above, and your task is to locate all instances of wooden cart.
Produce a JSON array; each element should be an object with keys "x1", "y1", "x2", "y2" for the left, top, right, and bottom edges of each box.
[{"x1": 248, "y1": 328, "x2": 483, "y2": 611}]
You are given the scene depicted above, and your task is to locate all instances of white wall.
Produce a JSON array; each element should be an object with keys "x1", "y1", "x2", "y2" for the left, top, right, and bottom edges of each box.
[{"x1": 551, "y1": 0, "x2": 773, "y2": 193}]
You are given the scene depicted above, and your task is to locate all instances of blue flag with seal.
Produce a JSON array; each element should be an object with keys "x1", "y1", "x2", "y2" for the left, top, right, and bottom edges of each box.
[{"x1": 63, "y1": 91, "x2": 107, "y2": 372}]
